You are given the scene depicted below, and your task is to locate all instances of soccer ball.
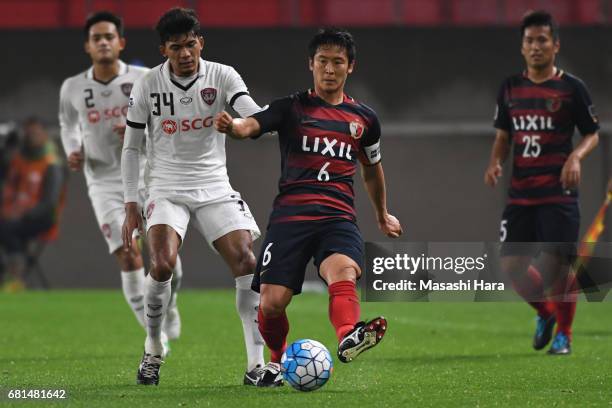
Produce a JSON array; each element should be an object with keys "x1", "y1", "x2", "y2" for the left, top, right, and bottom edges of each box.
[{"x1": 281, "y1": 339, "x2": 333, "y2": 391}]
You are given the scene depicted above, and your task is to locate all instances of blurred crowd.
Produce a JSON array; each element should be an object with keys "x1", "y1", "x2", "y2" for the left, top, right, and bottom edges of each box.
[{"x1": 0, "y1": 119, "x2": 66, "y2": 292}]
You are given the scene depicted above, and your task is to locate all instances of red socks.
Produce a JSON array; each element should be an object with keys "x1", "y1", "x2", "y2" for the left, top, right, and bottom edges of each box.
[
  {"x1": 257, "y1": 307, "x2": 288, "y2": 363},
  {"x1": 513, "y1": 265, "x2": 577, "y2": 340},
  {"x1": 511, "y1": 265, "x2": 555, "y2": 318},
  {"x1": 553, "y1": 273, "x2": 578, "y2": 339},
  {"x1": 257, "y1": 280, "x2": 360, "y2": 362},
  {"x1": 328, "y1": 281, "x2": 360, "y2": 342}
]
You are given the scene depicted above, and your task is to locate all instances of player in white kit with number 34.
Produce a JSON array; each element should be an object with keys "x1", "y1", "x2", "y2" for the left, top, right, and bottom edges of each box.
[
  {"x1": 59, "y1": 11, "x2": 182, "y2": 355},
  {"x1": 121, "y1": 7, "x2": 265, "y2": 386}
]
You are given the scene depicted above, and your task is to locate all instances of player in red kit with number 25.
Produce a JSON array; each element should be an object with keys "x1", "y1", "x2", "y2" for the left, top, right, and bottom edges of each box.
[{"x1": 484, "y1": 11, "x2": 599, "y2": 356}]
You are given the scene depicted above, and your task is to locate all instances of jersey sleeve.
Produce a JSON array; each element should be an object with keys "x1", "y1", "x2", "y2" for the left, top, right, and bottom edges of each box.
[
  {"x1": 58, "y1": 79, "x2": 82, "y2": 155},
  {"x1": 232, "y1": 93, "x2": 261, "y2": 118},
  {"x1": 572, "y1": 79, "x2": 599, "y2": 136},
  {"x1": 224, "y1": 67, "x2": 250, "y2": 109},
  {"x1": 493, "y1": 80, "x2": 512, "y2": 132},
  {"x1": 126, "y1": 76, "x2": 149, "y2": 129},
  {"x1": 359, "y1": 110, "x2": 382, "y2": 166},
  {"x1": 250, "y1": 96, "x2": 293, "y2": 139}
]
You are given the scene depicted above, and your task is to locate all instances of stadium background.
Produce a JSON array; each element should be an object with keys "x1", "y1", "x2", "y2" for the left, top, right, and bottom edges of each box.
[{"x1": 1, "y1": 0, "x2": 610, "y2": 288}]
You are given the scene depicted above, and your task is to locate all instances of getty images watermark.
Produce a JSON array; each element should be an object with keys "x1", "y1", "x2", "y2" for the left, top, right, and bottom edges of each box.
[{"x1": 362, "y1": 242, "x2": 612, "y2": 302}]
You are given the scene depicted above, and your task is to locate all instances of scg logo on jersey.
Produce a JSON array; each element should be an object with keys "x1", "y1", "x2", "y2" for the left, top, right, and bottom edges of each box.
[
  {"x1": 87, "y1": 106, "x2": 128, "y2": 124},
  {"x1": 181, "y1": 116, "x2": 214, "y2": 131},
  {"x1": 162, "y1": 119, "x2": 178, "y2": 135},
  {"x1": 160, "y1": 116, "x2": 214, "y2": 135}
]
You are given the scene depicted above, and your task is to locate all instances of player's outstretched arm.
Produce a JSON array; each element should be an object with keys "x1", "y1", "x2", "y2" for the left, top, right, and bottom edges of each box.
[
  {"x1": 361, "y1": 162, "x2": 403, "y2": 238},
  {"x1": 560, "y1": 132, "x2": 599, "y2": 189},
  {"x1": 214, "y1": 111, "x2": 261, "y2": 140},
  {"x1": 484, "y1": 129, "x2": 510, "y2": 188}
]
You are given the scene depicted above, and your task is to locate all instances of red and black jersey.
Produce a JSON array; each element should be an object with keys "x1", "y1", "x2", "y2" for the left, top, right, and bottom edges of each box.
[
  {"x1": 494, "y1": 69, "x2": 599, "y2": 205},
  {"x1": 251, "y1": 90, "x2": 381, "y2": 224}
]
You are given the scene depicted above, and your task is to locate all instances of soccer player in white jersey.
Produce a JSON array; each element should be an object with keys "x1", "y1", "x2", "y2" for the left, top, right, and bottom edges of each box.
[
  {"x1": 121, "y1": 8, "x2": 265, "y2": 386},
  {"x1": 59, "y1": 12, "x2": 183, "y2": 349}
]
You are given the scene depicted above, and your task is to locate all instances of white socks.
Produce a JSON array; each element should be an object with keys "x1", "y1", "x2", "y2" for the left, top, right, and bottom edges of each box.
[
  {"x1": 235, "y1": 274, "x2": 265, "y2": 371},
  {"x1": 144, "y1": 273, "x2": 172, "y2": 356},
  {"x1": 163, "y1": 255, "x2": 183, "y2": 340},
  {"x1": 121, "y1": 268, "x2": 146, "y2": 328},
  {"x1": 169, "y1": 255, "x2": 183, "y2": 309}
]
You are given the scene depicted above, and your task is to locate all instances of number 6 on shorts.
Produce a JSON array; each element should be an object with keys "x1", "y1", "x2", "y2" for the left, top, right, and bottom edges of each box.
[{"x1": 262, "y1": 242, "x2": 273, "y2": 266}]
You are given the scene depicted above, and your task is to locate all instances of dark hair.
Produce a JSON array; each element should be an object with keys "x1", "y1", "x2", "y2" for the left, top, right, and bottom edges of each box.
[
  {"x1": 156, "y1": 7, "x2": 200, "y2": 44},
  {"x1": 84, "y1": 11, "x2": 124, "y2": 39},
  {"x1": 308, "y1": 28, "x2": 356, "y2": 64},
  {"x1": 521, "y1": 10, "x2": 559, "y2": 41}
]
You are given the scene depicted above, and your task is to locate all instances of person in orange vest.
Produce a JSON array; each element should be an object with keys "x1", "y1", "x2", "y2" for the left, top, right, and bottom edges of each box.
[{"x1": 0, "y1": 117, "x2": 64, "y2": 291}]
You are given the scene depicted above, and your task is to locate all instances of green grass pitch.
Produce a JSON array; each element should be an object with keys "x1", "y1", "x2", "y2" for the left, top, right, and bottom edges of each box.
[{"x1": 2, "y1": 290, "x2": 612, "y2": 407}]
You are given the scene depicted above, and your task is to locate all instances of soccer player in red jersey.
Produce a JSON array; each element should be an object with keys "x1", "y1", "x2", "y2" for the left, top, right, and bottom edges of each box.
[
  {"x1": 484, "y1": 11, "x2": 599, "y2": 355},
  {"x1": 215, "y1": 28, "x2": 402, "y2": 385}
]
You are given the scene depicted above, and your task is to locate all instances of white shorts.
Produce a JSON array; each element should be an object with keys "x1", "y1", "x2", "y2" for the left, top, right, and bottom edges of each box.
[
  {"x1": 144, "y1": 184, "x2": 260, "y2": 251},
  {"x1": 89, "y1": 189, "x2": 145, "y2": 254}
]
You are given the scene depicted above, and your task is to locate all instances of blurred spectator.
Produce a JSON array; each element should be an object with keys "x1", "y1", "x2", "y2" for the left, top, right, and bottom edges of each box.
[
  {"x1": 0, "y1": 118, "x2": 65, "y2": 291},
  {"x1": 0, "y1": 122, "x2": 19, "y2": 182}
]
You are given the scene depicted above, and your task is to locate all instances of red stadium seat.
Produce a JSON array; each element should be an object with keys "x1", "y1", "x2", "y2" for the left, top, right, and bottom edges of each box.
[
  {"x1": 0, "y1": 0, "x2": 605, "y2": 28},
  {"x1": 503, "y1": 0, "x2": 603, "y2": 25},
  {"x1": 573, "y1": 0, "x2": 604, "y2": 24},
  {"x1": 299, "y1": 0, "x2": 396, "y2": 26},
  {"x1": 450, "y1": 0, "x2": 499, "y2": 25},
  {"x1": 402, "y1": 0, "x2": 444, "y2": 25},
  {"x1": 0, "y1": 0, "x2": 62, "y2": 28},
  {"x1": 197, "y1": 0, "x2": 289, "y2": 27}
]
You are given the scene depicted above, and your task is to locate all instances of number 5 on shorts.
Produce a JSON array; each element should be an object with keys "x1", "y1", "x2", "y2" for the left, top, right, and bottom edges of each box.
[
  {"x1": 500, "y1": 219, "x2": 508, "y2": 242},
  {"x1": 262, "y1": 242, "x2": 273, "y2": 266}
]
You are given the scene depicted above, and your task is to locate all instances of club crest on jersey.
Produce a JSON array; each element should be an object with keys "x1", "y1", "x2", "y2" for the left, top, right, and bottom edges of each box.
[
  {"x1": 101, "y1": 223, "x2": 111, "y2": 239},
  {"x1": 349, "y1": 121, "x2": 365, "y2": 139},
  {"x1": 146, "y1": 202, "x2": 155, "y2": 219},
  {"x1": 200, "y1": 88, "x2": 217, "y2": 105},
  {"x1": 546, "y1": 97, "x2": 562, "y2": 113},
  {"x1": 161, "y1": 119, "x2": 178, "y2": 135},
  {"x1": 121, "y1": 83, "x2": 133, "y2": 97}
]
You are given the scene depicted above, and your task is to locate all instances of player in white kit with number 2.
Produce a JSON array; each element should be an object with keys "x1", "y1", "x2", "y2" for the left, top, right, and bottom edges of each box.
[
  {"x1": 59, "y1": 11, "x2": 182, "y2": 353},
  {"x1": 121, "y1": 7, "x2": 265, "y2": 386}
]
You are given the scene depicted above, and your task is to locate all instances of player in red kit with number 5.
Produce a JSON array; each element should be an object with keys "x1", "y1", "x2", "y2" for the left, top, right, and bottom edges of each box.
[
  {"x1": 484, "y1": 11, "x2": 599, "y2": 355},
  {"x1": 215, "y1": 28, "x2": 403, "y2": 386}
]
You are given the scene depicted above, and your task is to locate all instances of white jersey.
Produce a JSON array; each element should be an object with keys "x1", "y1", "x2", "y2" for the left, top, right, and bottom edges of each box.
[
  {"x1": 59, "y1": 61, "x2": 148, "y2": 194},
  {"x1": 126, "y1": 58, "x2": 251, "y2": 190}
]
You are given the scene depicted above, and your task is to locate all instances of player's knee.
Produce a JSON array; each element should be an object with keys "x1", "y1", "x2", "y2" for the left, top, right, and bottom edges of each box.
[
  {"x1": 114, "y1": 247, "x2": 143, "y2": 271},
  {"x1": 259, "y1": 297, "x2": 286, "y2": 318},
  {"x1": 149, "y1": 257, "x2": 175, "y2": 281},
  {"x1": 322, "y1": 264, "x2": 360, "y2": 285},
  {"x1": 233, "y1": 245, "x2": 257, "y2": 277}
]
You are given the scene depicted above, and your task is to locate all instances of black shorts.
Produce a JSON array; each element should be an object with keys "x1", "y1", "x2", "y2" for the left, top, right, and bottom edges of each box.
[
  {"x1": 500, "y1": 203, "x2": 580, "y2": 259},
  {"x1": 252, "y1": 219, "x2": 364, "y2": 295}
]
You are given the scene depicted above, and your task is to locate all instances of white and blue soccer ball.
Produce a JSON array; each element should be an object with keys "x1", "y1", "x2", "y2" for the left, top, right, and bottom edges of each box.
[{"x1": 281, "y1": 339, "x2": 333, "y2": 391}]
